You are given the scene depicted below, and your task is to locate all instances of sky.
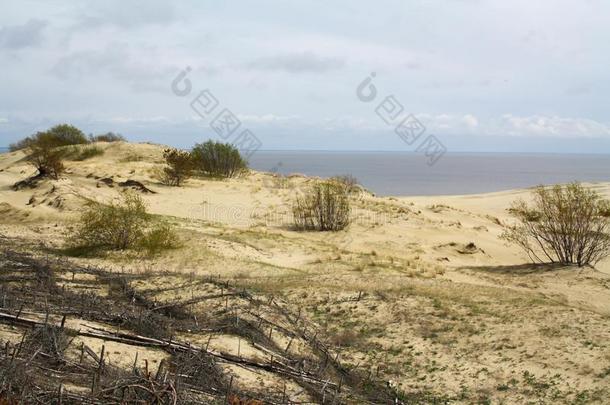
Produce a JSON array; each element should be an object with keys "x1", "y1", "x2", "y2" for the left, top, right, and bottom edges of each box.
[{"x1": 0, "y1": 0, "x2": 609, "y2": 153}]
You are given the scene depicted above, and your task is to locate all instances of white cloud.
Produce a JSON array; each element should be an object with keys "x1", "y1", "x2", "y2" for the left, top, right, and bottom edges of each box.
[
  {"x1": 2, "y1": 1, "x2": 610, "y2": 152},
  {"x1": 237, "y1": 114, "x2": 300, "y2": 124},
  {"x1": 108, "y1": 116, "x2": 170, "y2": 124},
  {"x1": 497, "y1": 115, "x2": 610, "y2": 138},
  {"x1": 323, "y1": 113, "x2": 610, "y2": 139},
  {"x1": 0, "y1": 118, "x2": 8, "y2": 123},
  {"x1": 461, "y1": 114, "x2": 479, "y2": 129},
  {"x1": 418, "y1": 114, "x2": 481, "y2": 133}
]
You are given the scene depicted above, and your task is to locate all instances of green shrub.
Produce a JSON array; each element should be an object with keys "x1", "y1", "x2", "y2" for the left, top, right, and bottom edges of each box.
[
  {"x1": 502, "y1": 182, "x2": 610, "y2": 266},
  {"x1": 70, "y1": 192, "x2": 179, "y2": 254},
  {"x1": 12, "y1": 124, "x2": 89, "y2": 178},
  {"x1": 161, "y1": 148, "x2": 194, "y2": 186},
  {"x1": 9, "y1": 137, "x2": 32, "y2": 152},
  {"x1": 64, "y1": 145, "x2": 105, "y2": 161},
  {"x1": 140, "y1": 223, "x2": 180, "y2": 255},
  {"x1": 46, "y1": 124, "x2": 88, "y2": 146},
  {"x1": 191, "y1": 140, "x2": 247, "y2": 178},
  {"x1": 25, "y1": 132, "x2": 66, "y2": 179},
  {"x1": 11, "y1": 124, "x2": 88, "y2": 151},
  {"x1": 89, "y1": 132, "x2": 125, "y2": 143},
  {"x1": 292, "y1": 180, "x2": 351, "y2": 231},
  {"x1": 72, "y1": 192, "x2": 149, "y2": 250}
]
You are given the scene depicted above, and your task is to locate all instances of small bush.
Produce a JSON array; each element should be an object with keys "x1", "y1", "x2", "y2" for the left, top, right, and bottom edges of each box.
[
  {"x1": 70, "y1": 192, "x2": 179, "y2": 254},
  {"x1": 12, "y1": 124, "x2": 88, "y2": 178},
  {"x1": 140, "y1": 223, "x2": 179, "y2": 255},
  {"x1": 44, "y1": 124, "x2": 89, "y2": 146},
  {"x1": 502, "y1": 182, "x2": 610, "y2": 267},
  {"x1": 9, "y1": 137, "x2": 32, "y2": 152},
  {"x1": 161, "y1": 148, "x2": 194, "y2": 186},
  {"x1": 89, "y1": 132, "x2": 125, "y2": 143},
  {"x1": 64, "y1": 145, "x2": 105, "y2": 161},
  {"x1": 25, "y1": 133, "x2": 66, "y2": 179},
  {"x1": 11, "y1": 124, "x2": 88, "y2": 152},
  {"x1": 191, "y1": 140, "x2": 247, "y2": 178},
  {"x1": 293, "y1": 180, "x2": 351, "y2": 231},
  {"x1": 72, "y1": 192, "x2": 149, "y2": 250}
]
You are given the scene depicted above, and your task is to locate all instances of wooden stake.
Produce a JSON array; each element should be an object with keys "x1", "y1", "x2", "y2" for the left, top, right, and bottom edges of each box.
[
  {"x1": 132, "y1": 352, "x2": 139, "y2": 373},
  {"x1": 282, "y1": 382, "x2": 287, "y2": 403},
  {"x1": 226, "y1": 375, "x2": 234, "y2": 403},
  {"x1": 285, "y1": 337, "x2": 294, "y2": 353}
]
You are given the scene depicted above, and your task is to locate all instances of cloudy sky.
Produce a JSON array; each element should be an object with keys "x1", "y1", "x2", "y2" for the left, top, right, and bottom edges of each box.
[{"x1": 1, "y1": 0, "x2": 609, "y2": 152}]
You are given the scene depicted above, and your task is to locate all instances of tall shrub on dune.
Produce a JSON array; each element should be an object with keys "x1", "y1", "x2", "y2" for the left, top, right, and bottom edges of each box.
[
  {"x1": 502, "y1": 182, "x2": 610, "y2": 267},
  {"x1": 11, "y1": 124, "x2": 89, "y2": 179},
  {"x1": 70, "y1": 192, "x2": 178, "y2": 254},
  {"x1": 191, "y1": 140, "x2": 247, "y2": 178},
  {"x1": 292, "y1": 180, "x2": 351, "y2": 231},
  {"x1": 161, "y1": 148, "x2": 194, "y2": 186}
]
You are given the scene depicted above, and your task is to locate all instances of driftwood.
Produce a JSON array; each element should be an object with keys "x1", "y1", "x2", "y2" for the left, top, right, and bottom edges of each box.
[
  {"x1": 0, "y1": 311, "x2": 338, "y2": 391},
  {"x1": 0, "y1": 247, "x2": 400, "y2": 404},
  {"x1": 117, "y1": 180, "x2": 156, "y2": 194}
]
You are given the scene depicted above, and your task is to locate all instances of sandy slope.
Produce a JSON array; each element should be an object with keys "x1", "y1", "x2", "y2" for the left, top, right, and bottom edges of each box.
[{"x1": 1, "y1": 142, "x2": 609, "y2": 403}]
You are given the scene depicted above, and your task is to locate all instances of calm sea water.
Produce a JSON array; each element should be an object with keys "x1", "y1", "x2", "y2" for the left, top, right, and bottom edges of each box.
[
  {"x1": 3, "y1": 146, "x2": 609, "y2": 196},
  {"x1": 248, "y1": 151, "x2": 610, "y2": 196}
]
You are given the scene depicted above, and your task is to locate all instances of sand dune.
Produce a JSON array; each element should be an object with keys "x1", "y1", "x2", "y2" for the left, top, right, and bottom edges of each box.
[{"x1": 1, "y1": 142, "x2": 609, "y2": 403}]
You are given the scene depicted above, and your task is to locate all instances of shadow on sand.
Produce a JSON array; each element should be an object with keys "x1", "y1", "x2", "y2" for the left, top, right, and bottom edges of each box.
[{"x1": 457, "y1": 262, "x2": 575, "y2": 276}]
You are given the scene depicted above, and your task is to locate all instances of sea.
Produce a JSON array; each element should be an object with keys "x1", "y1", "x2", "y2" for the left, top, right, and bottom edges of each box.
[
  {"x1": 3, "y1": 146, "x2": 609, "y2": 196},
  {"x1": 248, "y1": 151, "x2": 610, "y2": 196}
]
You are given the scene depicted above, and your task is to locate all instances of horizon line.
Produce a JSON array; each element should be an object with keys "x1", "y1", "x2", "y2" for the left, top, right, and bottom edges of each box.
[{"x1": 3, "y1": 145, "x2": 610, "y2": 156}]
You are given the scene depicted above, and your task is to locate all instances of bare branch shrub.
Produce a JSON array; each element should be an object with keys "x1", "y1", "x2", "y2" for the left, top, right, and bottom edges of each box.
[
  {"x1": 24, "y1": 324, "x2": 71, "y2": 361},
  {"x1": 330, "y1": 174, "x2": 361, "y2": 194},
  {"x1": 293, "y1": 180, "x2": 351, "y2": 231},
  {"x1": 501, "y1": 182, "x2": 610, "y2": 267}
]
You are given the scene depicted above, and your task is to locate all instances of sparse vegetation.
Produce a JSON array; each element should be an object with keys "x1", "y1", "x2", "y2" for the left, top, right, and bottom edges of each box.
[
  {"x1": 72, "y1": 192, "x2": 148, "y2": 250},
  {"x1": 2, "y1": 139, "x2": 610, "y2": 404},
  {"x1": 64, "y1": 145, "x2": 105, "y2": 161},
  {"x1": 89, "y1": 132, "x2": 125, "y2": 143},
  {"x1": 70, "y1": 192, "x2": 177, "y2": 253},
  {"x1": 502, "y1": 182, "x2": 610, "y2": 266},
  {"x1": 24, "y1": 132, "x2": 66, "y2": 179},
  {"x1": 140, "y1": 223, "x2": 180, "y2": 255},
  {"x1": 293, "y1": 180, "x2": 351, "y2": 231},
  {"x1": 10, "y1": 124, "x2": 88, "y2": 151},
  {"x1": 161, "y1": 147, "x2": 194, "y2": 186},
  {"x1": 11, "y1": 124, "x2": 91, "y2": 179},
  {"x1": 191, "y1": 140, "x2": 247, "y2": 178},
  {"x1": 330, "y1": 174, "x2": 360, "y2": 194}
]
